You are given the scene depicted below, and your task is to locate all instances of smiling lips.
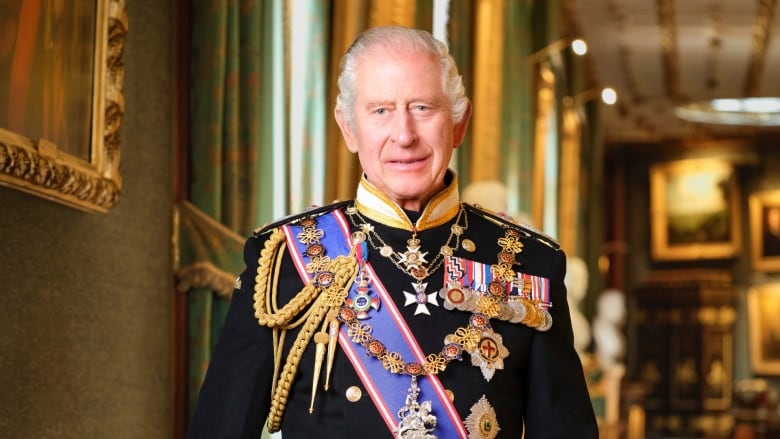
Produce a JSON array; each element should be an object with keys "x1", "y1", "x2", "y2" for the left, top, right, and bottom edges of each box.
[{"x1": 389, "y1": 156, "x2": 427, "y2": 165}]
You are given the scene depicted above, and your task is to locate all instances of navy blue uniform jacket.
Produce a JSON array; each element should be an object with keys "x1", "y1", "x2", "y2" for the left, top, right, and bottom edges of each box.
[{"x1": 188, "y1": 200, "x2": 598, "y2": 438}]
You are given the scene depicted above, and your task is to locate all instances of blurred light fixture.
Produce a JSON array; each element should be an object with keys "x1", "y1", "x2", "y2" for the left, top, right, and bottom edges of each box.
[
  {"x1": 600, "y1": 87, "x2": 618, "y2": 105},
  {"x1": 674, "y1": 97, "x2": 780, "y2": 126},
  {"x1": 528, "y1": 38, "x2": 588, "y2": 64},
  {"x1": 564, "y1": 87, "x2": 618, "y2": 107},
  {"x1": 571, "y1": 39, "x2": 588, "y2": 56}
]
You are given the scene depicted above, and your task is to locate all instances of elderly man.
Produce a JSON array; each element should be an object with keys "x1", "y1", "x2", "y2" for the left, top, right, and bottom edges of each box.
[{"x1": 188, "y1": 26, "x2": 598, "y2": 439}]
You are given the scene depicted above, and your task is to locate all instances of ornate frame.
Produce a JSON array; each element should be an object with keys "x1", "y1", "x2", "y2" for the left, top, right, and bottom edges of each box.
[
  {"x1": 749, "y1": 189, "x2": 780, "y2": 272},
  {"x1": 0, "y1": 0, "x2": 127, "y2": 213},
  {"x1": 650, "y1": 158, "x2": 741, "y2": 261},
  {"x1": 747, "y1": 284, "x2": 780, "y2": 375}
]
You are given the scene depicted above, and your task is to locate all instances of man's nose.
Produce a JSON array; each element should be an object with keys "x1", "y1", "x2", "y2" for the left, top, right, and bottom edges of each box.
[{"x1": 391, "y1": 111, "x2": 416, "y2": 145}]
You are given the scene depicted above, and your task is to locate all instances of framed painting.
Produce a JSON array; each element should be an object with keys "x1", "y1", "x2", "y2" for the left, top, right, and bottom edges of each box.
[
  {"x1": 0, "y1": 0, "x2": 127, "y2": 212},
  {"x1": 749, "y1": 190, "x2": 780, "y2": 272},
  {"x1": 649, "y1": 159, "x2": 741, "y2": 261},
  {"x1": 747, "y1": 285, "x2": 780, "y2": 375}
]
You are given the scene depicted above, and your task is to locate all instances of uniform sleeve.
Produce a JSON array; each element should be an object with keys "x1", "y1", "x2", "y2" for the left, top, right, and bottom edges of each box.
[
  {"x1": 187, "y1": 236, "x2": 275, "y2": 439},
  {"x1": 523, "y1": 249, "x2": 599, "y2": 438}
]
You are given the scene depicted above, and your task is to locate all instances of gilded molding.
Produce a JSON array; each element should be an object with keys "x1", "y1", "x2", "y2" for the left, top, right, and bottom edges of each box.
[
  {"x1": 0, "y1": 0, "x2": 126, "y2": 212},
  {"x1": 0, "y1": 138, "x2": 119, "y2": 208},
  {"x1": 369, "y1": 0, "x2": 415, "y2": 27},
  {"x1": 175, "y1": 261, "x2": 236, "y2": 298},
  {"x1": 744, "y1": 0, "x2": 776, "y2": 96},
  {"x1": 558, "y1": 108, "x2": 581, "y2": 255},
  {"x1": 657, "y1": 0, "x2": 681, "y2": 100},
  {"x1": 470, "y1": 0, "x2": 504, "y2": 181}
]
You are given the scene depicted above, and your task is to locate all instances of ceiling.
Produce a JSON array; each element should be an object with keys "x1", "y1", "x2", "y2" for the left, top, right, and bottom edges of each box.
[{"x1": 566, "y1": 0, "x2": 780, "y2": 146}]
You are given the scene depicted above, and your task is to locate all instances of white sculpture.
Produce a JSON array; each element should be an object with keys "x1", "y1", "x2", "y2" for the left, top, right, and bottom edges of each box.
[
  {"x1": 592, "y1": 288, "x2": 626, "y2": 369},
  {"x1": 461, "y1": 180, "x2": 533, "y2": 226},
  {"x1": 564, "y1": 256, "x2": 592, "y2": 356}
]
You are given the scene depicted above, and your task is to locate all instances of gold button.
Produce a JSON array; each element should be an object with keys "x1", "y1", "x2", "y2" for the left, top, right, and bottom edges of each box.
[
  {"x1": 445, "y1": 389, "x2": 455, "y2": 402},
  {"x1": 345, "y1": 385, "x2": 362, "y2": 402},
  {"x1": 462, "y1": 239, "x2": 476, "y2": 252}
]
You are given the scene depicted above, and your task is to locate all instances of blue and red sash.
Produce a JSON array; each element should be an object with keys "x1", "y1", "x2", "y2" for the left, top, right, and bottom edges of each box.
[{"x1": 282, "y1": 210, "x2": 467, "y2": 438}]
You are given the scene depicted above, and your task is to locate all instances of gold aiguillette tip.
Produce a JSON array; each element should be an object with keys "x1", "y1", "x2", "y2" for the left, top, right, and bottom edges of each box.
[
  {"x1": 309, "y1": 331, "x2": 329, "y2": 414},
  {"x1": 324, "y1": 318, "x2": 340, "y2": 391}
]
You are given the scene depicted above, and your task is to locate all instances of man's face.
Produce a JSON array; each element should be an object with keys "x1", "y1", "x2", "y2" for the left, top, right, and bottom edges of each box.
[{"x1": 335, "y1": 46, "x2": 470, "y2": 211}]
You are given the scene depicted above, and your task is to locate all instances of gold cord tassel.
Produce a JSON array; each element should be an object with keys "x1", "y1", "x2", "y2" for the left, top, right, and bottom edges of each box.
[
  {"x1": 254, "y1": 229, "x2": 359, "y2": 433},
  {"x1": 324, "y1": 316, "x2": 340, "y2": 391},
  {"x1": 309, "y1": 330, "x2": 329, "y2": 413}
]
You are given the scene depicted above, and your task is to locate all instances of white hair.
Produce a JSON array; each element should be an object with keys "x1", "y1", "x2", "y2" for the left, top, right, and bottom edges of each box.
[{"x1": 335, "y1": 26, "x2": 469, "y2": 127}]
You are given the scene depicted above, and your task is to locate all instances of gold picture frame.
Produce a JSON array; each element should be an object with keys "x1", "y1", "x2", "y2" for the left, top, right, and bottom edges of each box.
[
  {"x1": 0, "y1": 0, "x2": 127, "y2": 213},
  {"x1": 650, "y1": 158, "x2": 741, "y2": 260},
  {"x1": 749, "y1": 190, "x2": 780, "y2": 272},
  {"x1": 747, "y1": 284, "x2": 780, "y2": 375}
]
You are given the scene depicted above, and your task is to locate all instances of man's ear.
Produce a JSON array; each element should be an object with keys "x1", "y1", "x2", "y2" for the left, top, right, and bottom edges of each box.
[
  {"x1": 334, "y1": 108, "x2": 359, "y2": 153},
  {"x1": 452, "y1": 101, "x2": 472, "y2": 148}
]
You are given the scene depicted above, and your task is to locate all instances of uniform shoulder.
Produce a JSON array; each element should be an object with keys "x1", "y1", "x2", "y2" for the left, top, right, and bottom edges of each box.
[
  {"x1": 252, "y1": 200, "x2": 353, "y2": 237},
  {"x1": 462, "y1": 202, "x2": 560, "y2": 250}
]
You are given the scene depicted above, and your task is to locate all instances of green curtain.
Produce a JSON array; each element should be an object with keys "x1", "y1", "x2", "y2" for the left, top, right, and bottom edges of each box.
[
  {"x1": 288, "y1": 0, "x2": 331, "y2": 212},
  {"x1": 500, "y1": 1, "x2": 534, "y2": 218},
  {"x1": 184, "y1": 0, "x2": 268, "y2": 418},
  {"x1": 182, "y1": 0, "x2": 331, "y2": 419},
  {"x1": 447, "y1": 0, "x2": 475, "y2": 184}
]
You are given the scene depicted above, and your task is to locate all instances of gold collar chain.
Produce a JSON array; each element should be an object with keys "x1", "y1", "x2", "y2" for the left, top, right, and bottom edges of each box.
[{"x1": 345, "y1": 204, "x2": 468, "y2": 284}]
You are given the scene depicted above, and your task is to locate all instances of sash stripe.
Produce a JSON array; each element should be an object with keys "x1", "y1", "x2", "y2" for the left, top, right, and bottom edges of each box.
[
  {"x1": 360, "y1": 262, "x2": 468, "y2": 438},
  {"x1": 338, "y1": 330, "x2": 398, "y2": 431},
  {"x1": 282, "y1": 223, "x2": 311, "y2": 282}
]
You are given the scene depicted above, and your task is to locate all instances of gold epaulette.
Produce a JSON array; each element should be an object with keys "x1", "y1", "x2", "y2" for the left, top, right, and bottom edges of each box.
[
  {"x1": 252, "y1": 200, "x2": 353, "y2": 237},
  {"x1": 462, "y1": 203, "x2": 560, "y2": 250}
]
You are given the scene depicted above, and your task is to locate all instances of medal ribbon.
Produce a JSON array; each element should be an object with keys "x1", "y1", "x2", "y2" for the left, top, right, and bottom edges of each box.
[
  {"x1": 445, "y1": 256, "x2": 551, "y2": 305},
  {"x1": 282, "y1": 210, "x2": 466, "y2": 438}
]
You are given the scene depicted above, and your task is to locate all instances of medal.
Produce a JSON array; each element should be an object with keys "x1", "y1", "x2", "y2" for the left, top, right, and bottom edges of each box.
[
  {"x1": 465, "y1": 395, "x2": 500, "y2": 439},
  {"x1": 404, "y1": 281, "x2": 439, "y2": 315},
  {"x1": 395, "y1": 376, "x2": 438, "y2": 439},
  {"x1": 469, "y1": 330, "x2": 509, "y2": 382},
  {"x1": 346, "y1": 206, "x2": 468, "y2": 319}
]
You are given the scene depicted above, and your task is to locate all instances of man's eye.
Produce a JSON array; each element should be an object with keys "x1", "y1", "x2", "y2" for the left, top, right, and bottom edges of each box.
[
  {"x1": 374, "y1": 108, "x2": 387, "y2": 115},
  {"x1": 413, "y1": 105, "x2": 429, "y2": 111}
]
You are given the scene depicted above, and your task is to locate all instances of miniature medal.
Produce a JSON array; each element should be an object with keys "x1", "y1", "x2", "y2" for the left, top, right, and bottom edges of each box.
[{"x1": 465, "y1": 395, "x2": 500, "y2": 439}]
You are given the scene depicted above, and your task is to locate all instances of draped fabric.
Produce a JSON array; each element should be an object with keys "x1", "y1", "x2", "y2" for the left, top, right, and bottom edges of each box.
[
  {"x1": 446, "y1": 0, "x2": 476, "y2": 184},
  {"x1": 288, "y1": 0, "x2": 331, "y2": 212},
  {"x1": 183, "y1": 0, "x2": 270, "y2": 419},
  {"x1": 500, "y1": 1, "x2": 534, "y2": 218},
  {"x1": 182, "y1": 0, "x2": 337, "y2": 417},
  {"x1": 448, "y1": 1, "x2": 536, "y2": 219}
]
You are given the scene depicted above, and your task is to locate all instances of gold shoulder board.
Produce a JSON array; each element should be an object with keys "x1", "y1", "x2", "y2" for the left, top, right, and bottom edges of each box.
[
  {"x1": 253, "y1": 200, "x2": 353, "y2": 236},
  {"x1": 461, "y1": 203, "x2": 560, "y2": 250}
]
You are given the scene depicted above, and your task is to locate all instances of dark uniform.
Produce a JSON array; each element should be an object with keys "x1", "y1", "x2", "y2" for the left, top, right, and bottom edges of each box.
[{"x1": 188, "y1": 173, "x2": 598, "y2": 439}]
